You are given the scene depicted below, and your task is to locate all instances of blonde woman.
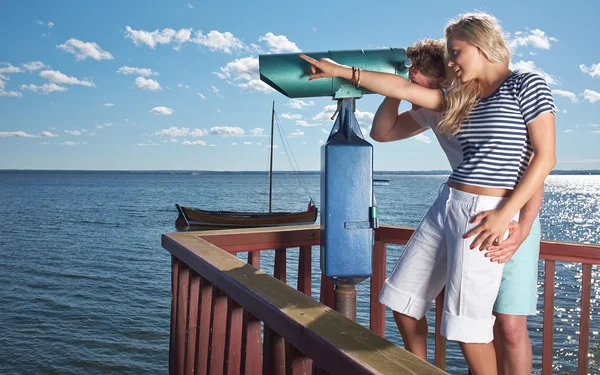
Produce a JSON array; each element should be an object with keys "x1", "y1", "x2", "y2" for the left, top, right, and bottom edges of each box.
[{"x1": 300, "y1": 12, "x2": 555, "y2": 375}]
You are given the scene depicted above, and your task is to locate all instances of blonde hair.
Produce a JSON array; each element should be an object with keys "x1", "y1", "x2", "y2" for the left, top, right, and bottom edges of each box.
[{"x1": 438, "y1": 12, "x2": 511, "y2": 135}]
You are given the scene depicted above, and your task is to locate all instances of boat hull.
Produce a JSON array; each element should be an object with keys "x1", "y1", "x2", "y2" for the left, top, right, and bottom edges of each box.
[{"x1": 175, "y1": 204, "x2": 318, "y2": 230}]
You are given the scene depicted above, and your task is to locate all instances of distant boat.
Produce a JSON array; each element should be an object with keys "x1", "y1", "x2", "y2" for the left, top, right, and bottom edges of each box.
[{"x1": 175, "y1": 101, "x2": 318, "y2": 230}]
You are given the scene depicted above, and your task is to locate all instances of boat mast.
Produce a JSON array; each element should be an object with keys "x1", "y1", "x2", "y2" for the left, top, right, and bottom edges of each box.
[{"x1": 268, "y1": 101, "x2": 275, "y2": 214}]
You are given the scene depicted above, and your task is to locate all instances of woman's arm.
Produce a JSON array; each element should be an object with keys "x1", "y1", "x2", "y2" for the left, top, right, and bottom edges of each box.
[
  {"x1": 371, "y1": 98, "x2": 428, "y2": 142},
  {"x1": 467, "y1": 112, "x2": 555, "y2": 250},
  {"x1": 299, "y1": 54, "x2": 445, "y2": 111}
]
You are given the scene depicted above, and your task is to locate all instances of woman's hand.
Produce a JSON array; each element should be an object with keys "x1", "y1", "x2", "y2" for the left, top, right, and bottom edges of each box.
[
  {"x1": 298, "y1": 54, "x2": 350, "y2": 80},
  {"x1": 464, "y1": 209, "x2": 513, "y2": 251}
]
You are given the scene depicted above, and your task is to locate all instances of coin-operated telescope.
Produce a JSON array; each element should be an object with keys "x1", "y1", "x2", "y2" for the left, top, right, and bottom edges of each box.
[{"x1": 259, "y1": 49, "x2": 411, "y2": 320}]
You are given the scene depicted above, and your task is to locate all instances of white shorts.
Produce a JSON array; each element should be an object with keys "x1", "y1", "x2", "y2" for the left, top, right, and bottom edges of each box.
[{"x1": 379, "y1": 184, "x2": 518, "y2": 344}]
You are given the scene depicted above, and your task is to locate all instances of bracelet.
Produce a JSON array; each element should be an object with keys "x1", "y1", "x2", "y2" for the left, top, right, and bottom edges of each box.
[{"x1": 350, "y1": 66, "x2": 361, "y2": 88}]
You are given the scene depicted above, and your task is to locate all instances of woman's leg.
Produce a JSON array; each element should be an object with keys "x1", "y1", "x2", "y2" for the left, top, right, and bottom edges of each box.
[{"x1": 393, "y1": 312, "x2": 428, "y2": 360}]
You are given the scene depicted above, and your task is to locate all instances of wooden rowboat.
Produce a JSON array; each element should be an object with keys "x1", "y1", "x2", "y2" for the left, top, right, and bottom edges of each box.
[{"x1": 175, "y1": 204, "x2": 318, "y2": 230}]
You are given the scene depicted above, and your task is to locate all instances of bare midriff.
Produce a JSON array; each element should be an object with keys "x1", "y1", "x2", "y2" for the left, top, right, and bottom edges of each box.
[{"x1": 448, "y1": 180, "x2": 512, "y2": 198}]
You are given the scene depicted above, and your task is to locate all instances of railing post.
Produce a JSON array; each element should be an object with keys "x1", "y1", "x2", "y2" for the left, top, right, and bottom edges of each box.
[
  {"x1": 542, "y1": 260, "x2": 556, "y2": 375},
  {"x1": 169, "y1": 257, "x2": 180, "y2": 375},
  {"x1": 263, "y1": 248, "x2": 287, "y2": 375},
  {"x1": 578, "y1": 263, "x2": 592, "y2": 375},
  {"x1": 176, "y1": 263, "x2": 190, "y2": 375},
  {"x1": 208, "y1": 288, "x2": 228, "y2": 375},
  {"x1": 185, "y1": 270, "x2": 201, "y2": 375},
  {"x1": 370, "y1": 240, "x2": 387, "y2": 336},
  {"x1": 225, "y1": 298, "x2": 243, "y2": 375},
  {"x1": 297, "y1": 246, "x2": 312, "y2": 296},
  {"x1": 195, "y1": 278, "x2": 214, "y2": 375}
]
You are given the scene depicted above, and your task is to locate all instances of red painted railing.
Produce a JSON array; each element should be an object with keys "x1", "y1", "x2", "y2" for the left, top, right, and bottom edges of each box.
[{"x1": 162, "y1": 224, "x2": 600, "y2": 374}]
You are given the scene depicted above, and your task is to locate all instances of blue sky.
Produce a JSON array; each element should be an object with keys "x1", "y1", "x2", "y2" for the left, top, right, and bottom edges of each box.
[{"x1": 0, "y1": 0, "x2": 598, "y2": 171}]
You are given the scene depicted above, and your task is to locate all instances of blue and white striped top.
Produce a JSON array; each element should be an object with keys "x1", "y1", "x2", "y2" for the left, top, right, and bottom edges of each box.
[{"x1": 448, "y1": 71, "x2": 555, "y2": 189}]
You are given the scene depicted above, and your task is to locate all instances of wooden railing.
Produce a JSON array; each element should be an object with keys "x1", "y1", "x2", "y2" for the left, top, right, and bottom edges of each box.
[
  {"x1": 162, "y1": 224, "x2": 600, "y2": 374},
  {"x1": 162, "y1": 225, "x2": 445, "y2": 375}
]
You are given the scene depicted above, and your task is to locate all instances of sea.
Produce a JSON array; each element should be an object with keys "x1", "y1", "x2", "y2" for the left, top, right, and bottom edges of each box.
[{"x1": 1, "y1": 171, "x2": 599, "y2": 374}]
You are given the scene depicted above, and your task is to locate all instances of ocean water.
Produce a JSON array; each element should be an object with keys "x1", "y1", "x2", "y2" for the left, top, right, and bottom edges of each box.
[{"x1": 0, "y1": 171, "x2": 599, "y2": 374}]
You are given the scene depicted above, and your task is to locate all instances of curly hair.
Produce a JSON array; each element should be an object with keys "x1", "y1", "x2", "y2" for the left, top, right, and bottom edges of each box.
[{"x1": 406, "y1": 38, "x2": 447, "y2": 80}]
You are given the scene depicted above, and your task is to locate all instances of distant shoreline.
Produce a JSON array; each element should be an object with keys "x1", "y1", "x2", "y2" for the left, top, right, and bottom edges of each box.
[{"x1": 1, "y1": 169, "x2": 599, "y2": 176}]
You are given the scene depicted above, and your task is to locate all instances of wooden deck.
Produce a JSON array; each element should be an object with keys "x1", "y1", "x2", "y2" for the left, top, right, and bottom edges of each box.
[{"x1": 162, "y1": 224, "x2": 600, "y2": 374}]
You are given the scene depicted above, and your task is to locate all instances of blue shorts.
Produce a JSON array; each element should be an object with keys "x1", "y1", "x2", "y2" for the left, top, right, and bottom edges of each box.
[{"x1": 493, "y1": 216, "x2": 541, "y2": 316}]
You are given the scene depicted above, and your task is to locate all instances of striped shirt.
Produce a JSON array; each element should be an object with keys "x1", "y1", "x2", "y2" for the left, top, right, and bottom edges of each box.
[{"x1": 448, "y1": 71, "x2": 555, "y2": 189}]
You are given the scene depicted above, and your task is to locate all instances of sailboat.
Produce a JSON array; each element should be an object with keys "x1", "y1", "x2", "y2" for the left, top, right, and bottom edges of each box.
[{"x1": 175, "y1": 102, "x2": 318, "y2": 230}]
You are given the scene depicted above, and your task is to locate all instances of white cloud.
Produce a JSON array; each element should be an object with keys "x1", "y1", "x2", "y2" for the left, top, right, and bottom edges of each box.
[
  {"x1": 580, "y1": 63, "x2": 600, "y2": 79},
  {"x1": 214, "y1": 57, "x2": 255, "y2": 80},
  {"x1": 61, "y1": 141, "x2": 87, "y2": 146},
  {"x1": 183, "y1": 140, "x2": 209, "y2": 146},
  {"x1": 149, "y1": 106, "x2": 174, "y2": 115},
  {"x1": 250, "y1": 128, "x2": 264, "y2": 136},
  {"x1": 210, "y1": 126, "x2": 244, "y2": 136},
  {"x1": 508, "y1": 29, "x2": 558, "y2": 50},
  {"x1": 21, "y1": 61, "x2": 48, "y2": 71},
  {"x1": 414, "y1": 133, "x2": 432, "y2": 144},
  {"x1": 190, "y1": 128, "x2": 208, "y2": 136},
  {"x1": 97, "y1": 122, "x2": 113, "y2": 129},
  {"x1": 210, "y1": 85, "x2": 223, "y2": 98},
  {"x1": 135, "y1": 77, "x2": 161, "y2": 91},
  {"x1": 214, "y1": 57, "x2": 274, "y2": 93},
  {"x1": 117, "y1": 66, "x2": 159, "y2": 76},
  {"x1": 296, "y1": 120, "x2": 320, "y2": 127},
  {"x1": 0, "y1": 130, "x2": 57, "y2": 138},
  {"x1": 137, "y1": 142, "x2": 159, "y2": 146},
  {"x1": 39, "y1": 70, "x2": 95, "y2": 86},
  {"x1": 48, "y1": 21, "x2": 54, "y2": 28},
  {"x1": 281, "y1": 113, "x2": 302, "y2": 120},
  {"x1": 564, "y1": 129, "x2": 574, "y2": 133},
  {"x1": 289, "y1": 129, "x2": 304, "y2": 137},
  {"x1": 552, "y1": 90, "x2": 579, "y2": 103},
  {"x1": 57, "y1": 38, "x2": 113, "y2": 61},
  {"x1": 20, "y1": 83, "x2": 68, "y2": 94},
  {"x1": 287, "y1": 99, "x2": 315, "y2": 109},
  {"x1": 318, "y1": 140, "x2": 325, "y2": 145},
  {"x1": 64, "y1": 130, "x2": 82, "y2": 135},
  {"x1": 355, "y1": 110, "x2": 375, "y2": 127},
  {"x1": 103, "y1": 103, "x2": 114, "y2": 107},
  {"x1": 197, "y1": 92, "x2": 205, "y2": 99},
  {"x1": 0, "y1": 63, "x2": 22, "y2": 74},
  {"x1": 125, "y1": 26, "x2": 192, "y2": 49},
  {"x1": 321, "y1": 128, "x2": 330, "y2": 134},
  {"x1": 583, "y1": 89, "x2": 600, "y2": 103},
  {"x1": 177, "y1": 83, "x2": 190, "y2": 89},
  {"x1": 509, "y1": 60, "x2": 557, "y2": 85},
  {"x1": 258, "y1": 32, "x2": 301, "y2": 53},
  {"x1": 244, "y1": 141, "x2": 253, "y2": 145},
  {"x1": 187, "y1": 3, "x2": 194, "y2": 8},
  {"x1": 238, "y1": 79, "x2": 274, "y2": 93},
  {"x1": 0, "y1": 86, "x2": 23, "y2": 98},
  {"x1": 125, "y1": 26, "x2": 243, "y2": 53},
  {"x1": 156, "y1": 127, "x2": 189, "y2": 137},
  {"x1": 230, "y1": 142, "x2": 237, "y2": 146},
  {"x1": 194, "y1": 30, "x2": 244, "y2": 54}
]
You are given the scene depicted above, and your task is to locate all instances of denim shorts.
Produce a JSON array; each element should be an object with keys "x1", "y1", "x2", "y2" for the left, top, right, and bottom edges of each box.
[{"x1": 378, "y1": 184, "x2": 519, "y2": 344}]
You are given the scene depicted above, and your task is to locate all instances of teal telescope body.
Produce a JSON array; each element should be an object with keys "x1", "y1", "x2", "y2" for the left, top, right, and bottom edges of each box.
[{"x1": 259, "y1": 48, "x2": 411, "y2": 99}]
